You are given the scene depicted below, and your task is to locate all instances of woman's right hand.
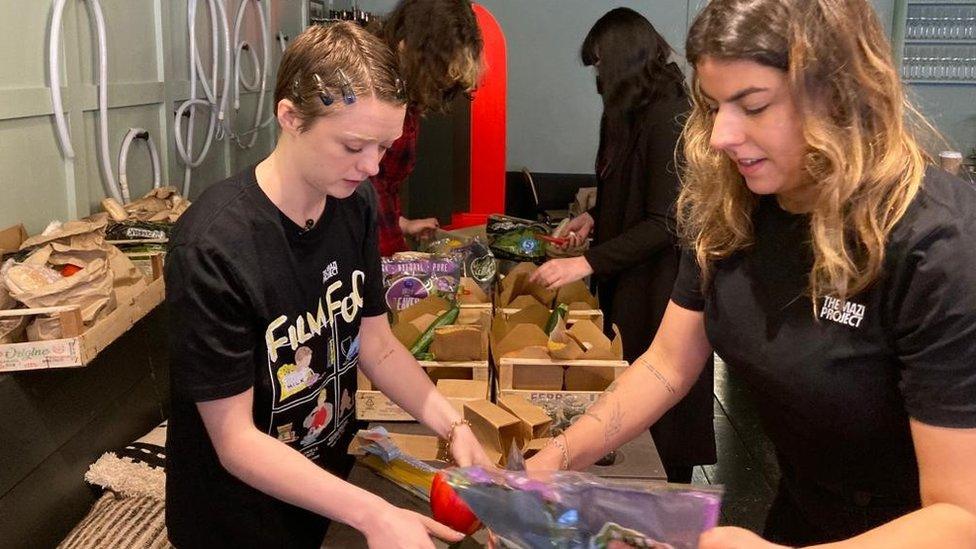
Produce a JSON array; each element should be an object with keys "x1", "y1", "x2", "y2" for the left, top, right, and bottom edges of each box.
[
  {"x1": 556, "y1": 213, "x2": 595, "y2": 248},
  {"x1": 361, "y1": 504, "x2": 464, "y2": 549},
  {"x1": 524, "y1": 444, "x2": 565, "y2": 472}
]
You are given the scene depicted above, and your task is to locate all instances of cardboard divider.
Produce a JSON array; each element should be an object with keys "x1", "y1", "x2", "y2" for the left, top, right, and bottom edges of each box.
[{"x1": 496, "y1": 357, "x2": 628, "y2": 392}]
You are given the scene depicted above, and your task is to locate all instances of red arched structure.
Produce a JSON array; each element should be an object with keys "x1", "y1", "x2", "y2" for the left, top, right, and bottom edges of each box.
[{"x1": 448, "y1": 3, "x2": 506, "y2": 229}]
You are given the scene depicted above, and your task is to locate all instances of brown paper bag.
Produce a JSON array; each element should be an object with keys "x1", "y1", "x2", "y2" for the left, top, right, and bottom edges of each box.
[{"x1": 5, "y1": 258, "x2": 115, "y2": 340}]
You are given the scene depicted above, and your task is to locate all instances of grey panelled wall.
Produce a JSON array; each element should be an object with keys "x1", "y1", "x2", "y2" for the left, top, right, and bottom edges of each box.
[{"x1": 0, "y1": 1, "x2": 306, "y2": 236}]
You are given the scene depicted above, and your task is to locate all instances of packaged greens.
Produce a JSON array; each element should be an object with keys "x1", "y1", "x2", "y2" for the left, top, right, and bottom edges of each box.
[{"x1": 487, "y1": 214, "x2": 550, "y2": 264}]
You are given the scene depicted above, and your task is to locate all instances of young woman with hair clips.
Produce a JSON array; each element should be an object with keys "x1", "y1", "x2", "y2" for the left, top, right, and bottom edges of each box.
[
  {"x1": 164, "y1": 22, "x2": 490, "y2": 549},
  {"x1": 368, "y1": 0, "x2": 483, "y2": 256},
  {"x1": 528, "y1": 0, "x2": 976, "y2": 547},
  {"x1": 529, "y1": 7, "x2": 715, "y2": 483}
]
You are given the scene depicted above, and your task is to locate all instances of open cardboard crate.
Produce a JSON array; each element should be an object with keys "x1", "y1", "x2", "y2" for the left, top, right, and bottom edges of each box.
[
  {"x1": 494, "y1": 357, "x2": 628, "y2": 411},
  {"x1": 355, "y1": 361, "x2": 490, "y2": 421},
  {"x1": 497, "y1": 306, "x2": 604, "y2": 331},
  {"x1": 0, "y1": 271, "x2": 165, "y2": 373},
  {"x1": 356, "y1": 298, "x2": 492, "y2": 421}
]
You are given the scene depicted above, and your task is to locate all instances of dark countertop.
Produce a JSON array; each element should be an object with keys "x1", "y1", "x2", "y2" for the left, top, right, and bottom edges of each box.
[{"x1": 323, "y1": 423, "x2": 665, "y2": 547}]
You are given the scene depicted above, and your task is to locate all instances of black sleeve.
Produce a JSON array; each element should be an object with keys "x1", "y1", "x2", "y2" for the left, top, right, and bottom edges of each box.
[
  {"x1": 583, "y1": 118, "x2": 680, "y2": 276},
  {"x1": 670, "y1": 248, "x2": 705, "y2": 312},
  {"x1": 887, "y1": 225, "x2": 976, "y2": 428},
  {"x1": 165, "y1": 244, "x2": 256, "y2": 402},
  {"x1": 361, "y1": 200, "x2": 387, "y2": 318}
]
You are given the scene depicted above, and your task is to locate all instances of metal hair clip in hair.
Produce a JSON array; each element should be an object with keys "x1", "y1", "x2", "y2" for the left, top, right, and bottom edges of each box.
[
  {"x1": 291, "y1": 78, "x2": 302, "y2": 101},
  {"x1": 395, "y1": 77, "x2": 407, "y2": 101},
  {"x1": 313, "y1": 73, "x2": 335, "y2": 106},
  {"x1": 335, "y1": 69, "x2": 356, "y2": 105}
]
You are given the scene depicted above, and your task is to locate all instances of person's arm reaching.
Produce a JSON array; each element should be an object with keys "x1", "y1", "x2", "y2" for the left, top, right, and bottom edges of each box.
[{"x1": 527, "y1": 300, "x2": 713, "y2": 470}]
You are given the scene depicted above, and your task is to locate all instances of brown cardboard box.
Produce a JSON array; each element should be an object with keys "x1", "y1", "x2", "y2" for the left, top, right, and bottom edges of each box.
[
  {"x1": 490, "y1": 313, "x2": 550, "y2": 360},
  {"x1": 463, "y1": 400, "x2": 523, "y2": 457},
  {"x1": 496, "y1": 357, "x2": 628, "y2": 393},
  {"x1": 430, "y1": 308, "x2": 489, "y2": 361},
  {"x1": 457, "y1": 277, "x2": 489, "y2": 305},
  {"x1": 391, "y1": 296, "x2": 452, "y2": 349},
  {"x1": 0, "y1": 224, "x2": 28, "y2": 256},
  {"x1": 497, "y1": 394, "x2": 552, "y2": 442},
  {"x1": 554, "y1": 280, "x2": 599, "y2": 310},
  {"x1": 495, "y1": 262, "x2": 554, "y2": 309},
  {"x1": 437, "y1": 378, "x2": 489, "y2": 416},
  {"x1": 522, "y1": 437, "x2": 551, "y2": 458},
  {"x1": 492, "y1": 310, "x2": 622, "y2": 362}
]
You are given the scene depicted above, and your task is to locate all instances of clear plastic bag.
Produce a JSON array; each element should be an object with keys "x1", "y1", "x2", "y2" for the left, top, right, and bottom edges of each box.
[{"x1": 442, "y1": 467, "x2": 722, "y2": 549}]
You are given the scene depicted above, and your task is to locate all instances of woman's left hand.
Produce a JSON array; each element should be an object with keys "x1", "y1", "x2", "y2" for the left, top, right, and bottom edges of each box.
[
  {"x1": 530, "y1": 256, "x2": 594, "y2": 290},
  {"x1": 699, "y1": 527, "x2": 793, "y2": 549},
  {"x1": 448, "y1": 424, "x2": 495, "y2": 468},
  {"x1": 402, "y1": 217, "x2": 440, "y2": 240}
]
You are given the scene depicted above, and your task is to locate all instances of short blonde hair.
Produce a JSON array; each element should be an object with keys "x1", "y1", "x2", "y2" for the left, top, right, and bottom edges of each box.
[{"x1": 274, "y1": 22, "x2": 406, "y2": 131}]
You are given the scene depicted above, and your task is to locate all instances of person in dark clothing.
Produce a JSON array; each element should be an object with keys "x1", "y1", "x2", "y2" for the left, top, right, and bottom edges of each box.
[
  {"x1": 530, "y1": 7, "x2": 716, "y2": 483},
  {"x1": 529, "y1": 0, "x2": 976, "y2": 547},
  {"x1": 369, "y1": 0, "x2": 483, "y2": 255},
  {"x1": 164, "y1": 23, "x2": 490, "y2": 549}
]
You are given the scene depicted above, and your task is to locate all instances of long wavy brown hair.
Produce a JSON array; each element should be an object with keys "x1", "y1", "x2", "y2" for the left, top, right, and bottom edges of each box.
[
  {"x1": 381, "y1": 0, "x2": 483, "y2": 114},
  {"x1": 679, "y1": 0, "x2": 937, "y2": 307}
]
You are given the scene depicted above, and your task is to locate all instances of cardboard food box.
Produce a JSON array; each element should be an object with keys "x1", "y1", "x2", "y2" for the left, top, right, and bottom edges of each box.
[
  {"x1": 356, "y1": 296, "x2": 490, "y2": 421},
  {"x1": 464, "y1": 399, "x2": 523, "y2": 464},
  {"x1": 499, "y1": 279, "x2": 604, "y2": 329},
  {"x1": 457, "y1": 276, "x2": 491, "y2": 308},
  {"x1": 497, "y1": 394, "x2": 552, "y2": 442},
  {"x1": 494, "y1": 262, "x2": 555, "y2": 309},
  {"x1": 437, "y1": 378, "x2": 490, "y2": 417},
  {"x1": 491, "y1": 304, "x2": 622, "y2": 362},
  {"x1": 521, "y1": 437, "x2": 551, "y2": 458}
]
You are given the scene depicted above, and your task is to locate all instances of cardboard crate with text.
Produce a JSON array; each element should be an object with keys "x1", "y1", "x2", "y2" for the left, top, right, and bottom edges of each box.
[
  {"x1": 356, "y1": 296, "x2": 490, "y2": 421},
  {"x1": 1, "y1": 222, "x2": 165, "y2": 372},
  {"x1": 495, "y1": 263, "x2": 603, "y2": 329},
  {"x1": 491, "y1": 300, "x2": 627, "y2": 418}
]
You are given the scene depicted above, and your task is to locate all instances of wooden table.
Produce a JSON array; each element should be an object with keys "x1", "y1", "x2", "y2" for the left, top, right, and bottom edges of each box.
[{"x1": 322, "y1": 423, "x2": 666, "y2": 547}]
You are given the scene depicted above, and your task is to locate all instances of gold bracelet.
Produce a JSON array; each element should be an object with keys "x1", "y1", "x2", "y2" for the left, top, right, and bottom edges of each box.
[
  {"x1": 444, "y1": 419, "x2": 472, "y2": 456},
  {"x1": 545, "y1": 434, "x2": 570, "y2": 470}
]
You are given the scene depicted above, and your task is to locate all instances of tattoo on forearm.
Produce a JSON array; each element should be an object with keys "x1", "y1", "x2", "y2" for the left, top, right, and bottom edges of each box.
[
  {"x1": 374, "y1": 346, "x2": 395, "y2": 368},
  {"x1": 581, "y1": 380, "x2": 619, "y2": 424},
  {"x1": 639, "y1": 358, "x2": 676, "y2": 394},
  {"x1": 604, "y1": 400, "x2": 623, "y2": 448}
]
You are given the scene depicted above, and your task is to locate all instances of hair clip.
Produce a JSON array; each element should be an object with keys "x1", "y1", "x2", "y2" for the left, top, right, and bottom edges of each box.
[
  {"x1": 395, "y1": 77, "x2": 407, "y2": 101},
  {"x1": 335, "y1": 69, "x2": 356, "y2": 105},
  {"x1": 291, "y1": 78, "x2": 302, "y2": 101},
  {"x1": 313, "y1": 73, "x2": 335, "y2": 106}
]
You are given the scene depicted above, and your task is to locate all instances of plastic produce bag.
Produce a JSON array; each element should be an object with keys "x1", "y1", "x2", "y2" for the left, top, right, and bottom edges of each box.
[
  {"x1": 424, "y1": 235, "x2": 497, "y2": 296},
  {"x1": 487, "y1": 214, "x2": 550, "y2": 265},
  {"x1": 382, "y1": 254, "x2": 462, "y2": 311},
  {"x1": 442, "y1": 467, "x2": 722, "y2": 549}
]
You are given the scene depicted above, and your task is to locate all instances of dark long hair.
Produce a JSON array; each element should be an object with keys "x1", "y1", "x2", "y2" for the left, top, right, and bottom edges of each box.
[{"x1": 581, "y1": 8, "x2": 686, "y2": 174}]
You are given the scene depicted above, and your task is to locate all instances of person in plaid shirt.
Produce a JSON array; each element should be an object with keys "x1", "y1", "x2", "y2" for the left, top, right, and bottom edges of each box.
[{"x1": 374, "y1": 0, "x2": 483, "y2": 256}]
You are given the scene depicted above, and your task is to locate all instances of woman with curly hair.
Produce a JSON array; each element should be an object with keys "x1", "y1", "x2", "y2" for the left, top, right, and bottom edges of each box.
[
  {"x1": 529, "y1": 0, "x2": 976, "y2": 546},
  {"x1": 370, "y1": 0, "x2": 482, "y2": 256}
]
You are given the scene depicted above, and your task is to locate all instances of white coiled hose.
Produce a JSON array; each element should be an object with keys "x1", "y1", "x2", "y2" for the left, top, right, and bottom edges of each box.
[{"x1": 118, "y1": 128, "x2": 161, "y2": 204}]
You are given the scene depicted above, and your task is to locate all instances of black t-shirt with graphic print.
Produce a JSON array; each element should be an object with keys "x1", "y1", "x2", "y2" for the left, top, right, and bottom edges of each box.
[
  {"x1": 164, "y1": 167, "x2": 385, "y2": 549},
  {"x1": 671, "y1": 168, "x2": 976, "y2": 542}
]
